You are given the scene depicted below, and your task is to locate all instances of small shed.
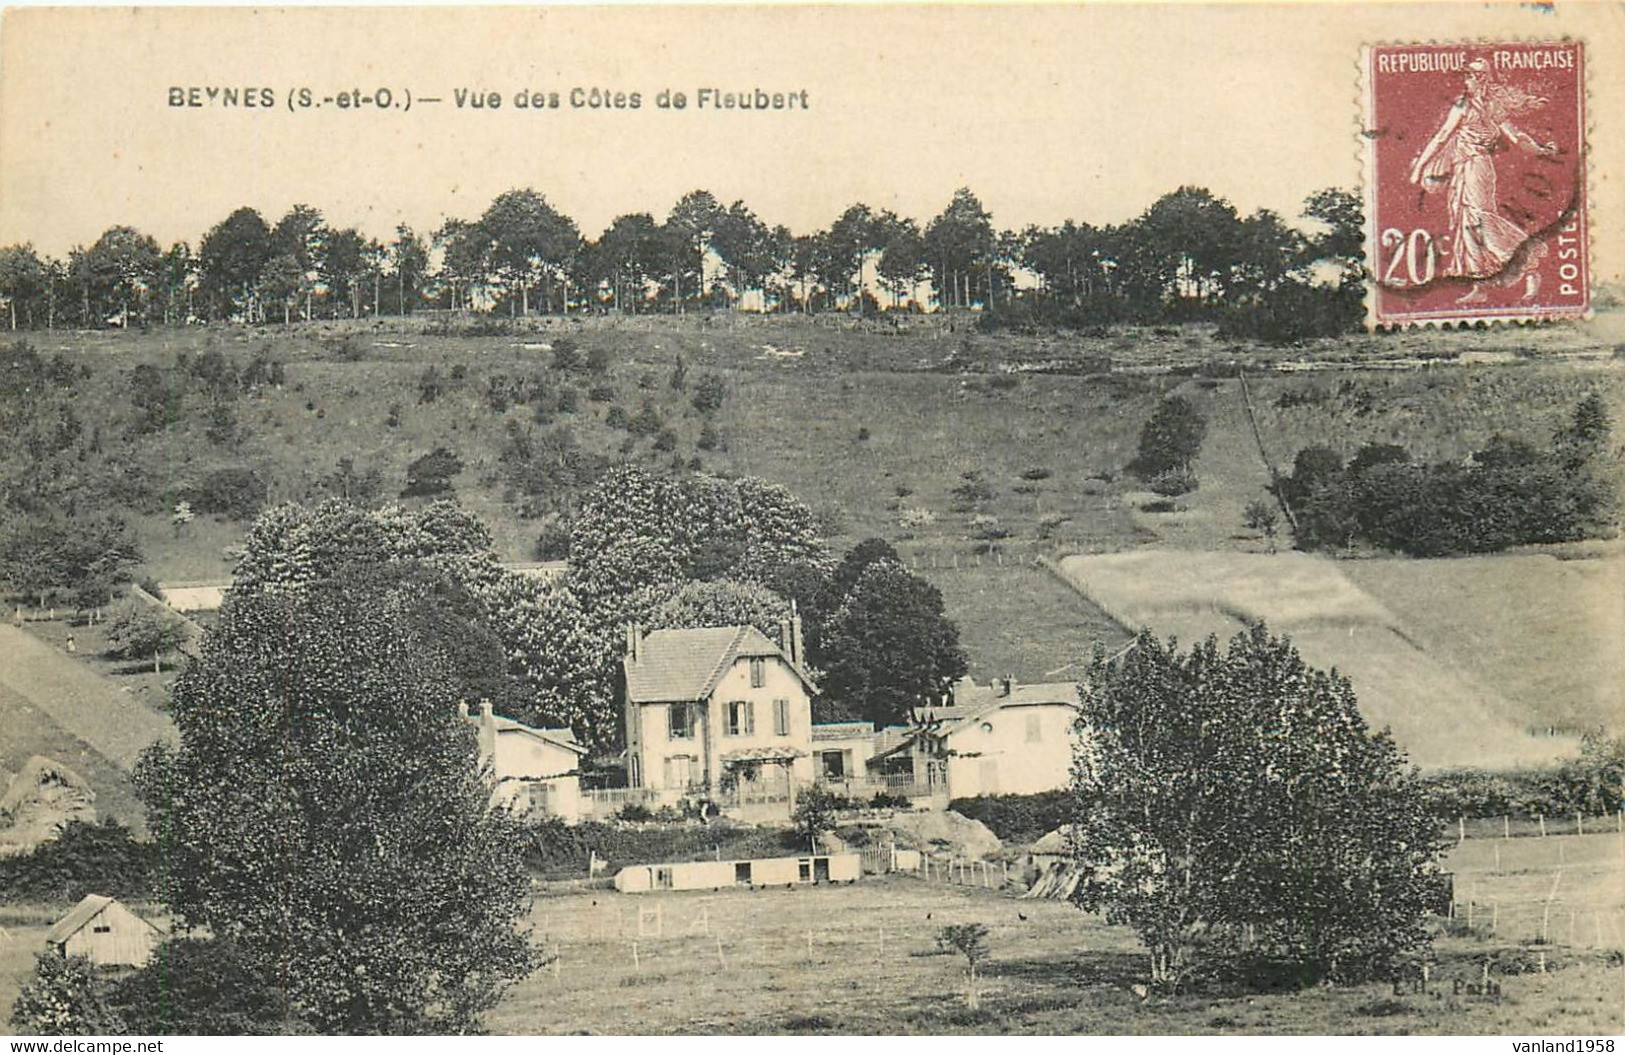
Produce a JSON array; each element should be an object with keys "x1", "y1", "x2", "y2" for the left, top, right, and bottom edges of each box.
[{"x1": 45, "y1": 895, "x2": 160, "y2": 968}]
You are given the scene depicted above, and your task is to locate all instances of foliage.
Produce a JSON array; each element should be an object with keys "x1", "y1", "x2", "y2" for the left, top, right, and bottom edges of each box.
[
  {"x1": 9, "y1": 954, "x2": 126, "y2": 1036},
  {"x1": 114, "y1": 937, "x2": 312, "y2": 1035},
  {"x1": 134, "y1": 562, "x2": 537, "y2": 1034},
  {"x1": 181, "y1": 466, "x2": 268, "y2": 519},
  {"x1": 1278, "y1": 399, "x2": 1617, "y2": 556},
  {"x1": 1070, "y1": 625, "x2": 1442, "y2": 991},
  {"x1": 0, "y1": 820, "x2": 157, "y2": 902},
  {"x1": 637, "y1": 578, "x2": 792, "y2": 639},
  {"x1": 0, "y1": 511, "x2": 141, "y2": 609},
  {"x1": 792, "y1": 785, "x2": 843, "y2": 845},
  {"x1": 105, "y1": 603, "x2": 189, "y2": 663},
  {"x1": 949, "y1": 791, "x2": 1073, "y2": 843},
  {"x1": 1420, "y1": 732, "x2": 1625, "y2": 818},
  {"x1": 402, "y1": 446, "x2": 465, "y2": 497},
  {"x1": 936, "y1": 923, "x2": 991, "y2": 1009},
  {"x1": 819, "y1": 558, "x2": 968, "y2": 729},
  {"x1": 1129, "y1": 395, "x2": 1207, "y2": 481}
]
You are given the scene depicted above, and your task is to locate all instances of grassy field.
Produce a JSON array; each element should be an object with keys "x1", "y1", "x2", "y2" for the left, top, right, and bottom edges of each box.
[
  {"x1": 1052, "y1": 550, "x2": 1620, "y2": 770},
  {"x1": 1, "y1": 831, "x2": 1618, "y2": 1035},
  {"x1": 15, "y1": 314, "x2": 1624, "y2": 585},
  {"x1": 484, "y1": 845, "x2": 1625, "y2": 1036}
]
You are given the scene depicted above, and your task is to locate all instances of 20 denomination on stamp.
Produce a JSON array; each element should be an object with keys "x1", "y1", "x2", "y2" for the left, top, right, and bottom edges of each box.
[{"x1": 1363, "y1": 41, "x2": 1587, "y2": 326}]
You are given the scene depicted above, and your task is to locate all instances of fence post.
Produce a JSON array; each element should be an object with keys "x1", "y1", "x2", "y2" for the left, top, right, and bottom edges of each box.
[
  {"x1": 1539, "y1": 814, "x2": 1546, "y2": 838},
  {"x1": 1504, "y1": 815, "x2": 1510, "y2": 840},
  {"x1": 1458, "y1": 816, "x2": 1466, "y2": 844},
  {"x1": 1577, "y1": 813, "x2": 1584, "y2": 837}
]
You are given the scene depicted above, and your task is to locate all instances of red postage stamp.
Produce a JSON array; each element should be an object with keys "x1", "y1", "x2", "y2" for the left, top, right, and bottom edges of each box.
[{"x1": 1362, "y1": 42, "x2": 1588, "y2": 327}]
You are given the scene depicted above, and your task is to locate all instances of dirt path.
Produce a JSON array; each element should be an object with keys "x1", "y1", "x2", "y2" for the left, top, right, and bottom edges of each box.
[{"x1": 0, "y1": 624, "x2": 177, "y2": 772}]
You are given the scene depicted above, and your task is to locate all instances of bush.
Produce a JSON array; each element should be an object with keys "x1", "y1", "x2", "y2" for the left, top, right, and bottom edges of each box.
[
  {"x1": 402, "y1": 447, "x2": 464, "y2": 497},
  {"x1": 0, "y1": 819, "x2": 157, "y2": 902},
  {"x1": 105, "y1": 604, "x2": 188, "y2": 666},
  {"x1": 183, "y1": 467, "x2": 267, "y2": 519},
  {"x1": 1148, "y1": 468, "x2": 1198, "y2": 496},
  {"x1": 10, "y1": 953, "x2": 125, "y2": 1035},
  {"x1": 1129, "y1": 395, "x2": 1207, "y2": 482},
  {"x1": 950, "y1": 791, "x2": 1073, "y2": 842},
  {"x1": 691, "y1": 374, "x2": 727, "y2": 415}
]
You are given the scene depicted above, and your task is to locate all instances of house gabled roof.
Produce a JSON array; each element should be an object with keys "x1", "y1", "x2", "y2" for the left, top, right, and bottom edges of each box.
[
  {"x1": 490, "y1": 715, "x2": 590, "y2": 756},
  {"x1": 939, "y1": 680, "x2": 1082, "y2": 739},
  {"x1": 624, "y1": 625, "x2": 817, "y2": 703},
  {"x1": 46, "y1": 895, "x2": 158, "y2": 944}
]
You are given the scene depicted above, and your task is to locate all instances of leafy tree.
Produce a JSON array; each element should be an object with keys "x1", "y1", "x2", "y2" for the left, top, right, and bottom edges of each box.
[
  {"x1": 83, "y1": 226, "x2": 162, "y2": 326},
  {"x1": 133, "y1": 563, "x2": 537, "y2": 1034},
  {"x1": 819, "y1": 559, "x2": 967, "y2": 728},
  {"x1": 1129, "y1": 394, "x2": 1207, "y2": 481},
  {"x1": 0, "y1": 511, "x2": 141, "y2": 610},
  {"x1": 637, "y1": 579, "x2": 792, "y2": 640},
  {"x1": 924, "y1": 189, "x2": 996, "y2": 309},
  {"x1": 0, "y1": 244, "x2": 47, "y2": 330},
  {"x1": 10, "y1": 953, "x2": 125, "y2": 1035},
  {"x1": 198, "y1": 207, "x2": 273, "y2": 321},
  {"x1": 113, "y1": 937, "x2": 311, "y2": 1035},
  {"x1": 792, "y1": 784, "x2": 842, "y2": 847},
  {"x1": 1070, "y1": 626, "x2": 1441, "y2": 991},
  {"x1": 105, "y1": 602, "x2": 189, "y2": 672},
  {"x1": 661, "y1": 190, "x2": 723, "y2": 312},
  {"x1": 480, "y1": 189, "x2": 580, "y2": 316}
]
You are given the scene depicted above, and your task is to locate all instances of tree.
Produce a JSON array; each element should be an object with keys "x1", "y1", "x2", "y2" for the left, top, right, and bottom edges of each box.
[
  {"x1": 389, "y1": 225, "x2": 429, "y2": 315},
  {"x1": 662, "y1": 190, "x2": 723, "y2": 312},
  {"x1": 0, "y1": 244, "x2": 47, "y2": 330},
  {"x1": 83, "y1": 227, "x2": 161, "y2": 326},
  {"x1": 1070, "y1": 626, "x2": 1441, "y2": 991},
  {"x1": 791, "y1": 784, "x2": 842, "y2": 848},
  {"x1": 10, "y1": 953, "x2": 126, "y2": 1035},
  {"x1": 105, "y1": 602, "x2": 189, "y2": 672},
  {"x1": 1129, "y1": 394, "x2": 1208, "y2": 482},
  {"x1": 819, "y1": 558, "x2": 967, "y2": 728},
  {"x1": 481, "y1": 189, "x2": 580, "y2": 316},
  {"x1": 936, "y1": 924, "x2": 991, "y2": 1009},
  {"x1": 924, "y1": 188, "x2": 995, "y2": 309},
  {"x1": 638, "y1": 579, "x2": 791, "y2": 640},
  {"x1": 133, "y1": 564, "x2": 537, "y2": 1033},
  {"x1": 198, "y1": 207, "x2": 273, "y2": 321}
]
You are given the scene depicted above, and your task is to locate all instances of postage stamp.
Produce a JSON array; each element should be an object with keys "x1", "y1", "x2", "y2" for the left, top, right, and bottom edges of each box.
[{"x1": 1362, "y1": 41, "x2": 1588, "y2": 327}]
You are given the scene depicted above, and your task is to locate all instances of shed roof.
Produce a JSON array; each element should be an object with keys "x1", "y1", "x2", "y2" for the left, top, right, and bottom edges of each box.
[
  {"x1": 624, "y1": 625, "x2": 816, "y2": 703},
  {"x1": 45, "y1": 895, "x2": 157, "y2": 944}
]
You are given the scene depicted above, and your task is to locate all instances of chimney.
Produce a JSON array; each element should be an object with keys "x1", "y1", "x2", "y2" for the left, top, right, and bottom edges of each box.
[
  {"x1": 778, "y1": 617, "x2": 792, "y2": 661},
  {"x1": 477, "y1": 699, "x2": 496, "y2": 761},
  {"x1": 457, "y1": 700, "x2": 470, "y2": 723},
  {"x1": 1001, "y1": 676, "x2": 1016, "y2": 698},
  {"x1": 626, "y1": 623, "x2": 643, "y2": 663},
  {"x1": 790, "y1": 602, "x2": 804, "y2": 669}
]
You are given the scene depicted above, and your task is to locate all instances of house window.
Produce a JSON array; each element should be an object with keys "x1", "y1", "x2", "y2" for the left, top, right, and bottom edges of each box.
[
  {"x1": 92, "y1": 925, "x2": 112, "y2": 934},
  {"x1": 726, "y1": 700, "x2": 755, "y2": 736},
  {"x1": 819, "y1": 750, "x2": 846, "y2": 780},
  {"x1": 773, "y1": 698, "x2": 791, "y2": 736},
  {"x1": 664, "y1": 755, "x2": 696, "y2": 788},
  {"x1": 527, "y1": 783, "x2": 552, "y2": 812},
  {"x1": 1026, "y1": 713, "x2": 1043, "y2": 743},
  {"x1": 749, "y1": 657, "x2": 766, "y2": 688},
  {"x1": 668, "y1": 703, "x2": 693, "y2": 740},
  {"x1": 654, "y1": 866, "x2": 673, "y2": 890}
]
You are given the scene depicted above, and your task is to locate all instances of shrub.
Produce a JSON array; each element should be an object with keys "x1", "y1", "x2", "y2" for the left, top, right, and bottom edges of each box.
[
  {"x1": 1148, "y1": 469, "x2": 1198, "y2": 496},
  {"x1": 551, "y1": 338, "x2": 581, "y2": 372},
  {"x1": 402, "y1": 447, "x2": 464, "y2": 497},
  {"x1": 1021, "y1": 467, "x2": 1052, "y2": 481},
  {"x1": 105, "y1": 604, "x2": 188, "y2": 667},
  {"x1": 691, "y1": 373, "x2": 727, "y2": 415},
  {"x1": 10, "y1": 953, "x2": 125, "y2": 1035},
  {"x1": 0, "y1": 819, "x2": 158, "y2": 902},
  {"x1": 949, "y1": 792, "x2": 1073, "y2": 842},
  {"x1": 183, "y1": 467, "x2": 267, "y2": 519},
  {"x1": 588, "y1": 384, "x2": 617, "y2": 404},
  {"x1": 1129, "y1": 395, "x2": 1207, "y2": 481}
]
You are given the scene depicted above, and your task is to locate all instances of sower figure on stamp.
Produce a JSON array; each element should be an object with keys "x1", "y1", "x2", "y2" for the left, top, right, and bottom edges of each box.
[{"x1": 1409, "y1": 59, "x2": 1557, "y2": 304}]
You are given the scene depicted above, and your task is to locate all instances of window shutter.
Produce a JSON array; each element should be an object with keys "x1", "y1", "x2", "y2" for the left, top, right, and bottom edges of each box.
[
  {"x1": 774, "y1": 698, "x2": 790, "y2": 736},
  {"x1": 746, "y1": 701, "x2": 756, "y2": 735}
]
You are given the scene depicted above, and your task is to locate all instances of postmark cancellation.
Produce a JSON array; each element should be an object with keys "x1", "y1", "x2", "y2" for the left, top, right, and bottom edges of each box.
[{"x1": 1362, "y1": 41, "x2": 1588, "y2": 327}]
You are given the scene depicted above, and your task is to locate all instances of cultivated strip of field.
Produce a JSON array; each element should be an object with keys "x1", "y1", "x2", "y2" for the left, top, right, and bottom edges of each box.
[
  {"x1": 0, "y1": 625, "x2": 176, "y2": 772},
  {"x1": 1055, "y1": 551, "x2": 1566, "y2": 770},
  {"x1": 1343, "y1": 554, "x2": 1625, "y2": 736}
]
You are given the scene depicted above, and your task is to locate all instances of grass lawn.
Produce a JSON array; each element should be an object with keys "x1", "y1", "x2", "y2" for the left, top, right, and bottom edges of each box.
[{"x1": 486, "y1": 868, "x2": 1624, "y2": 1035}]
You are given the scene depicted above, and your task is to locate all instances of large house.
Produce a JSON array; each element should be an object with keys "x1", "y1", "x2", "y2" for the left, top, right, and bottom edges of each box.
[
  {"x1": 622, "y1": 618, "x2": 817, "y2": 817},
  {"x1": 866, "y1": 677, "x2": 1083, "y2": 799},
  {"x1": 461, "y1": 700, "x2": 590, "y2": 822}
]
